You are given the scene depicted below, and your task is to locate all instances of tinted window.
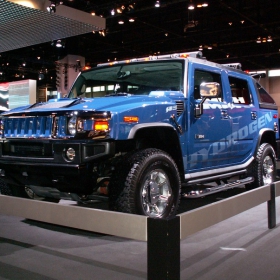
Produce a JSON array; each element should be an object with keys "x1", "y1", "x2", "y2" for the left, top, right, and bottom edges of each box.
[
  {"x1": 257, "y1": 83, "x2": 275, "y2": 104},
  {"x1": 229, "y1": 76, "x2": 251, "y2": 105}
]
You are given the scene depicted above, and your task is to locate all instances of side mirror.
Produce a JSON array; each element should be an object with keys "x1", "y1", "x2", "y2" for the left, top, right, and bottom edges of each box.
[
  {"x1": 195, "y1": 82, "x2": 221, "y2": 118},
  {"x1": 200, "y1": 82, "x2": 221, "y2": 98}
]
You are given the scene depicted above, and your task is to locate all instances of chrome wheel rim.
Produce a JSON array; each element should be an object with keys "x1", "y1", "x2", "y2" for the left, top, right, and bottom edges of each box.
[
  {"x1": 141, "y1": 169, "x2": 172, "y2": 218},
  {"x1": 263, "y1": 155, "x2": 274, "y2": 185}
]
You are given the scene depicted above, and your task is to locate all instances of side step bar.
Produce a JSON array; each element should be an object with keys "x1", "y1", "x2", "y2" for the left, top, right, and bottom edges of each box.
[{"x1": 182, "y1": 176, "x2": 254, "y2": 198}]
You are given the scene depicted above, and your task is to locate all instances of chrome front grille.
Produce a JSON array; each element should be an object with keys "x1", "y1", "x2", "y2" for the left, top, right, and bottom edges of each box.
[{"x1": 3, "y1": 115, "x2": 68, "y2": 138}]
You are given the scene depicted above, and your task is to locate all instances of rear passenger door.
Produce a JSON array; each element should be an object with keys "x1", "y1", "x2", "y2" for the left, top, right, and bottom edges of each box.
[{"x1": 227, "y1": 74, "x2": 258, "y2": 164}]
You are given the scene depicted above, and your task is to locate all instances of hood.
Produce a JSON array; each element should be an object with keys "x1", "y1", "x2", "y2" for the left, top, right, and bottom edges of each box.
[{"x1": 2, "y1": 91, "x2": 184, "y2": 116}]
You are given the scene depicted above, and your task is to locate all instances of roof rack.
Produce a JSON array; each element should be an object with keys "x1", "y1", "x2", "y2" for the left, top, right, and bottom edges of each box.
[
  {"x1": 250, "y1": 72, "x2": 266, "y2": 79},
  {"x1": 158, "y1": 51, "x2": 203, "y2": 59},
  {"x1": 222, "y1": 63, "x2": 242, "y2": 70},
  {"x1": 97, "y1": 51, "x2": 203, "y2": 67}
]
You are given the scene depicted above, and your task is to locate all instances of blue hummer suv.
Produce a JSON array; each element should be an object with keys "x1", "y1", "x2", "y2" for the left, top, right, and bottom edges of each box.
[{"x1": 0, "y1": 51, "x2": 279, "y2": 218}]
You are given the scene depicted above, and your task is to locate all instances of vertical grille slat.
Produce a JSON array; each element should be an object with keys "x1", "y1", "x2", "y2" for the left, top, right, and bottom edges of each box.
[
  {"x1": 3, "y1": 116, "x2": 60, "y2": 138},
  {"x1": 20, "y1": 118, "x2": 26, "y2": 136}
]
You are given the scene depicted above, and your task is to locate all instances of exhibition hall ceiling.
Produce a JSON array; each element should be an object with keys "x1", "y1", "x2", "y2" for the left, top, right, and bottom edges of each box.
[
  {"x1": 0, "y1": 0, "x2": 105, "y2": 52},
  {"x1": 0, "y1": 0, "x2": 280, "y2": 87}
]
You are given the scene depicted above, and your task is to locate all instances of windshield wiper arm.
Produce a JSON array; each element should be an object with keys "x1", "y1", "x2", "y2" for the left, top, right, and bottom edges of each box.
[{"x1": 105, "y1": 92, "x2": 130, "y2": 97}]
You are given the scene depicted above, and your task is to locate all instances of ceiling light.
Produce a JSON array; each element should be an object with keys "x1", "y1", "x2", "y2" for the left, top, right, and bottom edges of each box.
[
  {"x1": 38, "y1": 73, "x2": 44, "y2": 80},
  {"x1": 127, "y1": 4, "x2": 135, "y2": 12},
  {"x1": 116, "y1": 8, "x2": 122, "y2": 13},
  {"x1": 111, "y1": 9, "x2": 115, "y2": 16},
  {"x1": 228, "y1": 22, "x2": 233, "y2": 26},
  {"x1": 256, "y1": 36, "x2": 272, "y2": 43},
  {"x1": 198, "y1": 45, "x2": 203, "y2": 51},
  {"x1": 197, "y1": 2, "x2": 208, "y2": 8},
  {"x1": 118, "y1": 19, "x2": 125, "y2": 24},
  {"x1": 55, "y1": 40, "x2": 63, "y2": 48},
  {"x1": 47, "y1": 1, "x2": 57, "y2": 13},
  {"x1": 129, "y1": 18, "x2": 135, "y2": 22},
  {"x1": 155, "y1": 1, "x2": 160, "y2": 8},
  {"x1": 188, "y1": 1, "x2": 195, "y2": 10}
]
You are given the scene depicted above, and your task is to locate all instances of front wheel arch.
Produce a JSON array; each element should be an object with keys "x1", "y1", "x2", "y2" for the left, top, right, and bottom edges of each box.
[{"x1": 132, "y1": 125, "x2": 185, "y2": 178}]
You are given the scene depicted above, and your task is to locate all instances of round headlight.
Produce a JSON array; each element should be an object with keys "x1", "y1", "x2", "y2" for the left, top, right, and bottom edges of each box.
[
  {"x1": 65, "y1": 147, "x2": 75, "y2": 161},
  {"x1": 68, "y1": 116, "x2": 77, "y2": 135}
]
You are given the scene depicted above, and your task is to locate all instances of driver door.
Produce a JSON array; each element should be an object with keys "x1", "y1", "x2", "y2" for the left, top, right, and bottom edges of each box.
[{"x1": 186, "y1": 66, "x2": 232, "y2": 172}]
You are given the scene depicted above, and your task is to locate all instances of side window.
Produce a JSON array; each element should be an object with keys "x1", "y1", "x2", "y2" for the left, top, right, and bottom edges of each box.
[
  {"x1": 229, "y1": 76, "x2": 251, "y2": 105},
  {"x1": 194, "y1": 70, "x2": 223, "y2": 100},
  {"x1": 257, "y1": 83, "x2": 276, "y2": 104}
]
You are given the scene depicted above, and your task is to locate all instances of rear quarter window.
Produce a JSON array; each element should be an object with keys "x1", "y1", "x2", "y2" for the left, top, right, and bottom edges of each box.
[
  {"x1": 256, "y1": 82, "x2": 277, "y2": 110},
  {"x1": 257, "y1": 83, "x2": 275, "y2": 104}
]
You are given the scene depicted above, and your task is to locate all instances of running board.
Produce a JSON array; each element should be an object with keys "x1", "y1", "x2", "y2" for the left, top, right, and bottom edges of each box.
[{"x1": 182, "y1": 176, "x2": 254, "y2": 198}]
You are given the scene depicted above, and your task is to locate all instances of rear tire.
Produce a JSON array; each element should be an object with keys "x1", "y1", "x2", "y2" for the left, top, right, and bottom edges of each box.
[
  {"x1": 108, "y1": 148, "x2": 181, "y2": 218},
  {"x1": 246, "y1": 143, "x2": 276, "y2": 190}
]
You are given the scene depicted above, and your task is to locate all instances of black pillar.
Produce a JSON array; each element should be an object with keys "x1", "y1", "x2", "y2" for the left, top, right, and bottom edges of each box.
[
  {"x1": 267, "y1": 183, "x2": 276, "y2": 229},
  {"x1": 147, "y1": 216, "x2": 180, "y2": 280}
]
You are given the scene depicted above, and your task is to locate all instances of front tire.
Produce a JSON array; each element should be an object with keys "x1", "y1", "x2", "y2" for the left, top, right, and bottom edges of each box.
[
  {"x1": 109, "y1": 148, "x2": 181, "y2": 218},
  {"x1": 247, "y1": 143, "x2": 276, "y2": 189}
]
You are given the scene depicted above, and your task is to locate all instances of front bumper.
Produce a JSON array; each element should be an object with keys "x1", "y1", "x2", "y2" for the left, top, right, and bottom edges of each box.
[
  {"x1": 0, "y1": 138, "x2": 115, "y2": 193},
  {"x1": 0, "y1": 139, "x2": 115, "y2": 165}
]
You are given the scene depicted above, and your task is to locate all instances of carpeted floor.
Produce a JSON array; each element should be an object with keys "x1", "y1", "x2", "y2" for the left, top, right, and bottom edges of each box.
[{"x1": 0, "y1": 197, "x2": 280, "y2": 279}]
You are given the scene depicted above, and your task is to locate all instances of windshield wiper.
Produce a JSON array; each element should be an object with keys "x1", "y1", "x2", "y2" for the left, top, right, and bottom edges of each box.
[
  {"x1": 64, "y1": 97, "x2": 85, "y2": 107},
  {"x1": 105, "y1": 92, "x2": 130, "y2": 97}
]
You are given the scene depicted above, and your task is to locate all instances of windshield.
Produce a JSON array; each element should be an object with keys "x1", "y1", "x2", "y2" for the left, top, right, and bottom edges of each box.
[{"x1": 68, "y1": 60, "x2": 184, "y2": 98}]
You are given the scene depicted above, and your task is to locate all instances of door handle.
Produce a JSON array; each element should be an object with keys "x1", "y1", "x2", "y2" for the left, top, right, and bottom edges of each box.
[
  {"x1": 251, "y1": 111, "x2": 257, "y2": 120},
  {"x1": 221, "y1": 110, "x2": 229, "y2": 119}
]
